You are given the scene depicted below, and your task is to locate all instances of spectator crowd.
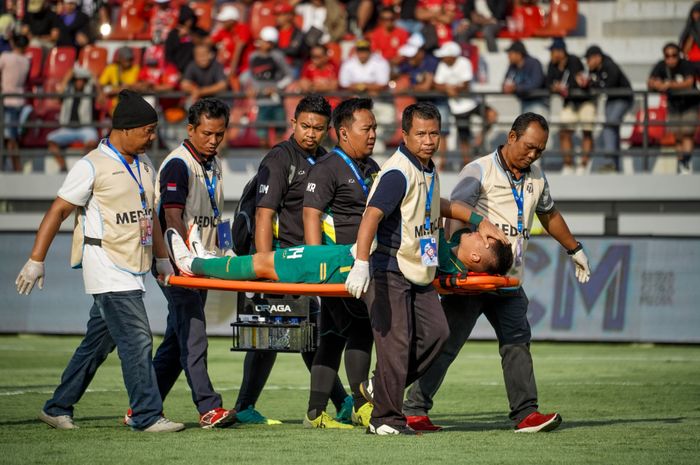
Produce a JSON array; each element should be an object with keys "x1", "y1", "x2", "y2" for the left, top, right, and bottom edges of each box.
[{"x1": 0, "y1": 0, "x2": 698, "y2": 174}]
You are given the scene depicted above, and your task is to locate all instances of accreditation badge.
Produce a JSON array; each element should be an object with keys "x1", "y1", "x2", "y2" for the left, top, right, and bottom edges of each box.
[
  {"x1": 217, "y1": 218, "x2": 233, "y2": 250},
  {"x1": 139, "y1": 214, "x2": 153, "y2": 246},
  {"x1": 420, "y1": 237, "x2": 439, "y2": 267}
]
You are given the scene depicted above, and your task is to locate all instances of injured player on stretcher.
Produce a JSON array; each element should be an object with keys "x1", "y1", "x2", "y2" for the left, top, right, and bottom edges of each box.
[{"x1": 165, "y1": 224, "x2": 513, "y2": 285}]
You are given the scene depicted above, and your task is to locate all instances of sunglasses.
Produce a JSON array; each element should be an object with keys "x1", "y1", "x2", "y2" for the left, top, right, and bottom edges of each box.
[{"x1": 665, "y1": 53, "x2": 679, "y2": 58}]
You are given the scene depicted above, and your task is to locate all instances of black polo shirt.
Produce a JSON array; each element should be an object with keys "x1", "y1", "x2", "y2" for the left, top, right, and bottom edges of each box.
[
  {"x1": 545, "y1": 54, "x2": 594, "y2": 106},
  {"x1": 303, "y1": 147, "x2": 380, "y2": 245},
  {"x1": 649, "y1": 59, "x2": 700, "y2": 113},
  {"x1": 256, "y1": 137, "x2": 327, "y2": 248}
]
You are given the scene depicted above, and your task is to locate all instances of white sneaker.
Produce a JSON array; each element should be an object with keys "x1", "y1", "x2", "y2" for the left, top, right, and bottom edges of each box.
[
  {"x1": 187, "y1": 224, "x2": 217, "y2": 259},
  {"x1": 38, "y1": 410, "x2": 79, "y2": 430},
  {"x1": 561, "y1": 164, "x2": 575, "y2": 175},
  {"x1": 678, "y1": 161, "x2": 692, "y2": 175},
  {"x1": 165, "y1": 228, "x2": 194, "y2": 276},
  {"x1": 142, "y1": 416, "x2": 185, "y2": 433},
  {"x1": 575, "y1": 163, "x2": 591, "y2": 176},
  {"x1": 367, "y1": 423, "x2": 419, "y2": 435}
]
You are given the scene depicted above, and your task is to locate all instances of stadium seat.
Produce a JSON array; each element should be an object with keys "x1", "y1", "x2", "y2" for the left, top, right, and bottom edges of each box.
[
  {"x1": 534, "y1": 0, "x2": 579, "y2": 37},
  {"x1": 387, "y1": 75, "x2": 416, "y2": 147},
  {"x1": 250, "y1": 1, "x2": 278, "y2": 38},
  {"x1": 109, "y1": 0, "x2": 149, "y2": 40},
  {"x1": 507, "y1": 6, "x2": 545, "y2": 39},
  {"x1": 78, "y1": 45, "x2": 108, "y2": 78},
  {"x1": 24, "y1": 46, "x2": 44, "y2": 87},
  {"x1": 629, "y1": 95, "x2": 669, "y2": 147},
  {"x1": 44, "y1": 46, "x2": 77, "y2": 81},
  {"x1": 326, "y1": 41, "x2": 342, "y2": 68},
  {"x1": 191, "y1": 1, "x2": 214, "y2": 32}
]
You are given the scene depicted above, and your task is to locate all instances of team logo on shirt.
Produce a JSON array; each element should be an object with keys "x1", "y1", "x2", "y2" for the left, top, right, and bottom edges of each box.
[
  {"x1": 259, "y1": 184, "x2": 269, "y2": 194},
  {"x1": 306, "y1": 183, "x2": 316, "y2": 193},
  {"x1": 527, "y1": 183, "x2": 533, "y2": 193}
]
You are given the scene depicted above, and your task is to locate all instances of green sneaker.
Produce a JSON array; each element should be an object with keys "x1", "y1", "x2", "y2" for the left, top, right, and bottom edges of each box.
[
  {"x1": 334, "y1": 395, "x2": 354, "y2": 424},
  {"x1": 236, "y1": 406, "x2": 282, "y2": 425},
  {"x1": 304, "y1": 411, "x2": 353, "y2": 429}
]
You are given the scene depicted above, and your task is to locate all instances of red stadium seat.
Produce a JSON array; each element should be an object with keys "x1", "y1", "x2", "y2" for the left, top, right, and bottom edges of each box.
[
  {"x1": 387, "y1": 75, "x2": 416, "y2": 147},
  {"x1": 24, "y1": 46, "x2": 44, "y2": 86},
  {"x1": 44, "y1": 46, "x2": 77, "y2": 81},
  {"x1": 109, "y1": 0, "x2": 149, "y2": 40},
  {"x1": 629, "y1": 95, "x2": 669, "y2": 147},
  {"x1": 191, "y1": 1, "x2": 214, "y2": 32},
  {"x1": 78, "y1": 45, "x2": 108, "y2": 78},
  {"x1": 534, "y1": 0, "x2": 579, "y2": 37},
  {"x1": 325, "y1": 41, "x2": 342, "y2": 68},
  {"x1": 250, "y1": 1, "x2": 278, "y2": 38}
]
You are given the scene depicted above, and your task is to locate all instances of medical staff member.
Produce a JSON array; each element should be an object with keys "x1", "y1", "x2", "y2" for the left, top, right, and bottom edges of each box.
[
  {"x1": 16, "y1": 90, "x2": 184, "y2": 433},
  {"x1": 403, "y1": 112, "x2": 592, "y2": 433}
]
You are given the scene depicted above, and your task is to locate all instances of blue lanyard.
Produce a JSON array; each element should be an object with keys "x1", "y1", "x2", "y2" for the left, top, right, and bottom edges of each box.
[
  {"x1": 332, "y1": 147, "x2": 369, "y2": 195},
  {"x1": 201, "y1": 165, "x2": 220, "y2": 220},
  {"x1": 105, "y1": 139, "x2": 147, "y2": 211},
  {"x1": 497, "y1": 150, "x2": 524, "y2": 233},
  {"x1": 183, "y1": 141, "x2": 220, "y2": 220},
  {"x1": 423, "y1": 172, "x2": 435, "y2": 230}
]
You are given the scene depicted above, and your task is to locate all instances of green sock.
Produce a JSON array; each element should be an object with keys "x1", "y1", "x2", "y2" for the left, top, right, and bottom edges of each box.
[{"x1": 191, "y1": 255, "x2": 256, "y2": 280}]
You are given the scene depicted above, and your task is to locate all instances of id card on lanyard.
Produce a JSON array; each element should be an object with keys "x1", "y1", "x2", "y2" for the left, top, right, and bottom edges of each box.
[
  {"x1": 498, "y1": 151, "x2": 525, "y2": 267},
  {"x1": 200, "y1": 161, "x2": 232, "y2": 250},
  {"x1": 422, "y1": 171, "x2": 437, "y2": 267},
  {"x1": 106, "y1": 140, "x2": 152, "y2": 246}
]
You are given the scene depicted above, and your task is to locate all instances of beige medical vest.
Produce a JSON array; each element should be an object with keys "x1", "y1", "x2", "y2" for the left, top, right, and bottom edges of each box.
[
  {"x1": 155, "y1": 144, "x2": 224, "y2": 255},
  {"x1": 70, "y1": 148, "x2": 156, "y2": 274},
  {"x1": 368, "y1": 148, "x2": 441, "y2": 286}
]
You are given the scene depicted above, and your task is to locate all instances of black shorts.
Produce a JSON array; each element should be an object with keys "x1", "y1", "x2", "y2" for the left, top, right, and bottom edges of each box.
[{"x1": 319, "y1": 296, "x2": 369, "y2": 338}]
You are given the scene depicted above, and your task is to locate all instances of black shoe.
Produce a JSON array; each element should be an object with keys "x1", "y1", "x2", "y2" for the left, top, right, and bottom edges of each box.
[{"x1": 366, "y1": 423, "x2": 421, "y2": 435}]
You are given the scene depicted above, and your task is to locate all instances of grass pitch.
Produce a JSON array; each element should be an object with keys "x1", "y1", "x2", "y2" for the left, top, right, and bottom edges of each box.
[{"x1": 0, "y1": 335, "x2": 699, "y2": 465}]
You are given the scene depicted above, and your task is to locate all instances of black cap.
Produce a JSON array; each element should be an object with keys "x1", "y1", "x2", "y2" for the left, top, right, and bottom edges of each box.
[
  {"x1": 548, "y1": 37, "x2": 566, "y2": 51},
  {"x1": 585, "y1": 45, "x2": 603, "y2": 59},
  {"x1": 506, "y1": 40, "x2": 527, "y2": 55},
  {"x1": 112, "y1": 90, "x2": 158, "y2": 130}
]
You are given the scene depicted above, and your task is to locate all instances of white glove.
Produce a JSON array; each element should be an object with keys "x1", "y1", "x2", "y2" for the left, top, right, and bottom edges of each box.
[
  {"x1": 16, "y1": 259, "x2": 45, "y2": 295},
  {"x1": 571, "y1": 248, "x2": 591, "y2": 284},
  {"x1": 345, "y1": 259, "x2": 370, "y2": 299},
  {"x1": 155, "y1": 257, "x2": 175, "y2": 286}
]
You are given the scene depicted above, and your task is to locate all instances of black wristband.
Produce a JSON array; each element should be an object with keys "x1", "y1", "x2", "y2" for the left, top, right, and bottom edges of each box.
[{"x1": 566, "y1": 242, "x2": 583, "y2": 255}]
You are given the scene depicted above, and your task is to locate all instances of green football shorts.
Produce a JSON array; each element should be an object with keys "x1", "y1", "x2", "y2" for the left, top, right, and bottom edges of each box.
[{"x1": 274, "y1": 244, "x2": 355, "y2": 284}]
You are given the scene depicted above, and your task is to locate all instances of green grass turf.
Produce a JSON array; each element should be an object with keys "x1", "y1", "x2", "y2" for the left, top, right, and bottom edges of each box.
[{"x1": 0, "y1": 335, "x2": 699, "y2": 465}]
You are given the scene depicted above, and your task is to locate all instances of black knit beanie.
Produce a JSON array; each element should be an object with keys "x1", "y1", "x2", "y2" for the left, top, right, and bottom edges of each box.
[{"x1": 112, "y1": 90, "x2": 159, "y2": 129}]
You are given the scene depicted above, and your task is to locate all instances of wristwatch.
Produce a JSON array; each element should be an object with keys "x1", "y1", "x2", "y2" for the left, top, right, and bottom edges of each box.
[{"x1": 566, "y1": 242, "x2": 583, "y2": 255}]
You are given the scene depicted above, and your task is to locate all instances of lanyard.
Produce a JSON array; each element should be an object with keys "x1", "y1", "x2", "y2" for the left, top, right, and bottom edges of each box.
[
  {"x1": 332, "y1": 147, "x2": 368, "y2": 195},
  {"x1": 106, "y1": 139, "x2": 147, "y2": 211},
  {"x1": 423, "y1": 171, "x2": 435, "y2": 230},
  {"x1": 497, "y1": 150, "x2": 525, "y2": 233},
  {"x1": 398, "y1": 145, "x2": 436, "y2": 230},
  {"x1": 183, "y1": 141, "x2": 220, "y2": 220}
]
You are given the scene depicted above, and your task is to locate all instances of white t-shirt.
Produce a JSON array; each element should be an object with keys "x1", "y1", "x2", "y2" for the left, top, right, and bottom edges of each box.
[
  {"x1": 434, "y1": 56, "x2": 477, "y2": 115},
  {"x1": 58, "y1": 143, "x2": 156, "y2": 294},
  {"x1": 295, "y1": 3, "x2": 330, "y2": 43},
  {"x1": 339, "y1": 54, "x2": 391, "y2": 88}
]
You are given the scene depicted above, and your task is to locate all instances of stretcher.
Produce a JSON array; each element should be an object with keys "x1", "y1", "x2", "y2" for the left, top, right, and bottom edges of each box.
[{"x1": 168, "y1": 273, "x2": 520, "y2": 296}]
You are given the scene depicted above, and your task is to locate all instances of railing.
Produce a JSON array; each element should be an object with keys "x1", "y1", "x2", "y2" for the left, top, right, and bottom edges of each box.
[{"x1": 0, "y1": 87, "x2": 696, "y2": 173}]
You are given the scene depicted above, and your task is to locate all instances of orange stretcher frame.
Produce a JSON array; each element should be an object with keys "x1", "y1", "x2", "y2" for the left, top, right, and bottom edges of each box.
[{"x1": 168, "y1": 274, "x2": 520, "y2": 296}]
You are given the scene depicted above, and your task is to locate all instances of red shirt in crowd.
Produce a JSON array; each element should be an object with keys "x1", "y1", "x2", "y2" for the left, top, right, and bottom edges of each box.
[
  {"x1": 211, "y1": 23, "x2": 254, "y2": 73},
  {"x1": 417, "y1": 0, "x2": 463, "y2": 45},
  {"x1": 367, "y1": 25, "x2": 409, "y2": 61}
]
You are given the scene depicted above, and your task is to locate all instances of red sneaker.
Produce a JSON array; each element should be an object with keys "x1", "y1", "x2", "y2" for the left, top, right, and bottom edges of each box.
[
  {"x1": 406, "y1": 415, "x2": 443, "y2": 432},
  {"x1": 199, "y1": 408, "x2": 237, "y2": 429},
  {"x1": 515, "y1": 411, "x2": 562, "y2": 433}
]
